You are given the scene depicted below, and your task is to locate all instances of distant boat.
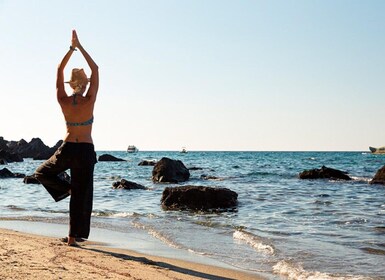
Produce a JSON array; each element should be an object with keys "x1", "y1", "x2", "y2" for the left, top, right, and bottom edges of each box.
[
  {"x1": 127, "y1": 145, "x2": 138, "y2": 153},
  {"x1": 369, "y1": 146, "x2": 385, "y2": 154},
  {"x1": 180, "y1": 147, "x2": 187, "y2": 153}
]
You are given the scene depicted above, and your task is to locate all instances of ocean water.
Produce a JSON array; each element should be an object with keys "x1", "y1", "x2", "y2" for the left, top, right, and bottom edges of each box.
[{"x1": 1, "y1": 151, "x2": 384, "y2": 279}]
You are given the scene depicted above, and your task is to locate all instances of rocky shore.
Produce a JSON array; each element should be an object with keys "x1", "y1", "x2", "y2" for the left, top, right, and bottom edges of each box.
[{"x1": 0, "y1": 136, "x2": 62, "y2": 163}]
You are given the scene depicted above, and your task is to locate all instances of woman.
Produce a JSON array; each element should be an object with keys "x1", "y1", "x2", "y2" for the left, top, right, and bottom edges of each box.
[{"x1": 35, "y1": 30, "x2": 99, "y2": 246}]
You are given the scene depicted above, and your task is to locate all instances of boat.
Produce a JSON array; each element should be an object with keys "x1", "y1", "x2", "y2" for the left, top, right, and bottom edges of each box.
[
  {"x1": 369, "y1": 146, "x2": 385, "y2": 154},
  {"x1": 127, "y1": 145, "x2": 138, "y2": 153},
  {"x1": 180, "y1": 147, "x2": 187, "y2": 153}
]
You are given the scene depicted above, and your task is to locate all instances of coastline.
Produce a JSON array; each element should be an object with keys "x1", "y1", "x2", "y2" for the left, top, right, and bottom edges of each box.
[{"x1": 0, "y1": 220, "x2": 265, "y2": 280}]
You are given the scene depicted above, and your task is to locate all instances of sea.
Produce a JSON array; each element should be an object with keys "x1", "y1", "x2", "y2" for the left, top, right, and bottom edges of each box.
[{"x1": 0, "y1": 151, "x2": 384, "y2": 280}]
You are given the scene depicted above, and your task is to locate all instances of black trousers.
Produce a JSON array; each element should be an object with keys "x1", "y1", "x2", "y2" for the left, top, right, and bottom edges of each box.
[{"x1": 35, "y1": 142, "x2": 97, "y2": 239}]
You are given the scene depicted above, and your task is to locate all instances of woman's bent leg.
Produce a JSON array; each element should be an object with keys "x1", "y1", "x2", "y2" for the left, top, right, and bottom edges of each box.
[{"x1": 34, "y1": 145, "x2": 71, "y2": 202}]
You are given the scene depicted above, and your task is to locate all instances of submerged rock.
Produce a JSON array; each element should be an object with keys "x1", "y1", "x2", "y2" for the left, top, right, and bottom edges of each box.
[
  {"x1": 112, "y1": 179, "x2": 147, "y2": 190},
  {"x1": 161, "y1": 185, "x2": 238, "y2": 211},
  {"x1": 370, "y1": 165, "x2": 385, "y2": 185},
  {"x1": 0, "y1": 168, "x2": 25, "y2": 178},
  {"x1": 299, "y1": 166, "x2": 351, "y2": 180},
  {"x1": 152, "y1": 157, "x2": 190, "y2": 183},
  {"x1": 138, "y1": 159, "x2": 157, "y2": 166}
]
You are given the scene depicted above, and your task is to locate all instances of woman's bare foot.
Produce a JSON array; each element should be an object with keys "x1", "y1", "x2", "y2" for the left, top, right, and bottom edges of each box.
[{"x1": 67, "y1": 236, "x2": 77, "y2": 246}]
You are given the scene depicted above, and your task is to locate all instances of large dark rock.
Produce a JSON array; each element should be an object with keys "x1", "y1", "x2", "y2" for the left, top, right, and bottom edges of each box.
[
  {"x1": 112, "y1": 179, "x2": 147, "y2": 190},
  {"x1": 0, "y1": 137, "x2": 61, "y2": 161},
  {"x1": 299, "y1": 165, "x2": 351, "y2": 180},
  {"x1": 370, "y1": 165, "x2": 385, "y2": 185},
  {"x1": 0, "y1": 168, "x2": 25, "y2": 178},
  {"x1": 0, "y1": 149, "x2": 24, "y2": 163},
  {"x1": 98, "y1": 154, "x2": 125, "y2": 161},
  {"x1": 152, "y1": 157, "x2": 190, "y2": 183},
  {"x1": 161, "y1": 186, "x2": 238, "y2": 211},
  {"x1": 33, "y1": 140, "x2": 63, "y2": 160}
]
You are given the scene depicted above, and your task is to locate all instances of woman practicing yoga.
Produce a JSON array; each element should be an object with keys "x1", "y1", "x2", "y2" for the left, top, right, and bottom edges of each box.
[{"x1": 35, "y1": 30, "x2": 99, "y2": 246}]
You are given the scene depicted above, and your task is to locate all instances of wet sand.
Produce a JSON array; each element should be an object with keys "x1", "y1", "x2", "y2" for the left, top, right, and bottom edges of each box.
[{"x1": 0, "y1": 228, "x2": 264, "y2": 280}]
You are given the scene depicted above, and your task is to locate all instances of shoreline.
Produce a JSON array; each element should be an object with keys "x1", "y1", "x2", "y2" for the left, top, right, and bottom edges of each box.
[{"x1": 0, "y1": 220, "x2": 266, "y2": 280}]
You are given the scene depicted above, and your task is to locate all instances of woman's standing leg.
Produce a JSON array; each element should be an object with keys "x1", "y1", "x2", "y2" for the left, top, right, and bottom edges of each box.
[{"x1": 68, "y1": 162, "x2": 94, "y2": 239}]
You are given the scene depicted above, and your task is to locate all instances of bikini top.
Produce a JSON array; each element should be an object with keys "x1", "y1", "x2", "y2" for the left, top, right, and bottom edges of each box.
[{"x1": 66, "y1": 116, "x2": 94, "y2": 127}]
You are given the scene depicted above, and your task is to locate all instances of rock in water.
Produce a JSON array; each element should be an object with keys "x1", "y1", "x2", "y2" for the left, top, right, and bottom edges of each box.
[
  {"x1": 98, "y1": 154, "x2": 125, "y2": 161},
  {"x1": 112, "y1": 179, "x2": 147, "y2": 190},
  {"x1": 152, "y1": 157, "x2": 190, "y2": 183},
  {"x1": 161, "y1": 185, "x2": 238, "y2": 211},
  {"x1": 299, "y1": 165, "x2": 351, "y2": 180},
  {"x1": 370, "y1": 165, "x2": 385, "y2": 185}
]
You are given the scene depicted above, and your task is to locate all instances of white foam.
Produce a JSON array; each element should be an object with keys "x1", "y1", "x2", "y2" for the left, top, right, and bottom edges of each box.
[
  {"x1": 92, "y1": 211, "x2": 135, "y2": 218},
  {"x1": 233, "y1": 230, "x2": 275, "y2": 255},
  {"x1": 273, "y1": 260, "x2": 373, "y2": 280},
  {"x1": 132, "y1": 221, "x2": 181, "y2": 249}
]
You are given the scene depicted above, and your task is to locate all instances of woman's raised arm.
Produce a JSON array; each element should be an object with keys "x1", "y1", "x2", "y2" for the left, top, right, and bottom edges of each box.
[{"x1": 72, "y1": 30, "x2": 99, "y2": 102}]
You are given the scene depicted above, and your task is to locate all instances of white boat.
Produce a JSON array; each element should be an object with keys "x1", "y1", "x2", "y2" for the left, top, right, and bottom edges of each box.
[
  {"x1": 369, "y1": 146, "x2": 385, "y2": 154},
  {"x1": 180, "y1": 147, "x2": 187, "y2": 153},
  {"x1": 127, "y1": 145, "x2": 138, "y2": 153}
]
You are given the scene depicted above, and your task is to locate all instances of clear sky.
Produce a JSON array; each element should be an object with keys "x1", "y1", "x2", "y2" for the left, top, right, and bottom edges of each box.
[{"x1": 1, "y1": 0, "x2": 385, "y2": 151}]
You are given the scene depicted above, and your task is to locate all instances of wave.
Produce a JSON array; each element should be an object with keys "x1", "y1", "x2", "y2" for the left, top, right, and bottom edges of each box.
[
  {"x1": 233, "y1": 230, "x2": 275, "y2": 255},
  {"x1": 273, "y1": 260, "x2": 374, "y2": 280},
  {"x1": 132, "y1": 221, "x2": 182, "y2": 249},
  {"x1": 92, "y1": 211, "x2": 139, "y2": 218}
]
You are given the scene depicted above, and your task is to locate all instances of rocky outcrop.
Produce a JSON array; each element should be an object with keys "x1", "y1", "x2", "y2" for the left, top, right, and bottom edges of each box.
[
  {"x1": 161, "y1": 186, "x2": 238, "y2": 211},
  {"x1": 0, "y1": 137, "x2": 61, "y2": 161},
  {"x1": 98, "y1": 154, "x2": 125, "y2": 162},
  {"x1": 370, "y1": 165, "x2": 385, "y2": 185},
  {"x1": 112, "y1": 179, "x2": 147, "y2": 190},
  {"x1": 0, "y1": 168, "x2": 25, "y2": 178},
  {"x1": 0, "y1": 150, "x2": 23, "y2": 163},
  {"x1": 33, "y1": 140, "x2": 63, "y2": 160},
  {"x1": 152, "y1": 157, "x2": 190, "y2": 183},
  {"x1": 299, "y1": 166, "x2": 351, "y2": 180}
]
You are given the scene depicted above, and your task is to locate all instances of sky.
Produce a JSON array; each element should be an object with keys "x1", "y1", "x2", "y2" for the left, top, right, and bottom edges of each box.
[{"x1": 1, "y1": 0, "x2": 385, "y2": 151}]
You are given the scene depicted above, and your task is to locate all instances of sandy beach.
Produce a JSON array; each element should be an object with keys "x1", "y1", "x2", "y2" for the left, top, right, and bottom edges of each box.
[{"x1": 0, "y1": 228, "x2": 264, "y2": 280}]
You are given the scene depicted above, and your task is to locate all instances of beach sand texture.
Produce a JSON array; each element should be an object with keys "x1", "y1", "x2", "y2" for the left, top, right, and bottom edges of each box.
[{"x1": 0, "y1": 228, "x2": 263, "y2": 280}]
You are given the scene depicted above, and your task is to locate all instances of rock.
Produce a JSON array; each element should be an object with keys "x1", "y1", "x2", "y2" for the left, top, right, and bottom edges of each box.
[
  {"x1": 152, "y1": 157, "x2": 190, "y2": 183},
  {"x1": 0, "y1": 149, "x2": 24, "y2": 163},
  {"x1": 98, "y1": 154, "x2": 125, "y2": 161},
  {"x1": 0, "y1": 168, "x2": 25, "y2": 178},
  {"x1": 370, "y1": 165, "x2": 385, "y2": 185},
  {"x1": 0, "y1": 137, "x2": 62, "y2": 161},
  {"x1": 161, "y1": 185, "x2": 238, "y2": 211},
  {"x1": 112, "y1": 179, "x2": 147, "y2": 190},
  {"x1": 299, "y1": 165, "x2": 351, "y2": 180},
  {"x1": 0, "y1": 159, "x2": 6, "y2": 165},
  {"x1": 138, "y1": 160, "x2": 157, "y2": 166},
  {"x1": 33, "y1": 140, "x2": 64, "y2": 160}
]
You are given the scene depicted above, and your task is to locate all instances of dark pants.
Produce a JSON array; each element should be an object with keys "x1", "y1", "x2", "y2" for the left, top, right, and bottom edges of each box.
[{"x1": 35, "y1": 142, "x2": 97, "y2": 239}]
